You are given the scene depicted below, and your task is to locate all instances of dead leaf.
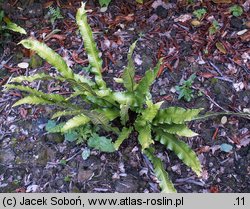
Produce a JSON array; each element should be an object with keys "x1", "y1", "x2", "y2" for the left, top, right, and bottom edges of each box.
[
  {"x1": 191, "y1": 19, "x2": 202, "y2": 27},
  {"x1": 20, "y1": 108, "x2": 28, "y2": 119},
  {"x1": 152, "y1": 0, "x2": 171, "y2": 9},
  {"x1": 233, "y1": 82, "x2": 244, "y2": 92},
  {"x1": 102, "y1": 39, "x2": 111, "y2": 51},
  {"x1": 43, "y1": 1, "x2": 54, "y2": 8},
  {"x1": 243, "y1": 0, "x2": 250, "y2": 12},
  {"x1": 112, "y1": 172, "x2": 120, "y2": 179},
  {"x1": 226, "y1": 63, "x2": 237, "y2": 75},
  {"x1": 197, "y1": 146, "x2": 210, "y2": 154},
  {"x1": 232, "y1": 56, "x2": 243, "y2": 65},
  {"x1": 215, "y1": 42, "x2": 227, "y2": 54},
  {"x1": 201, "y1": 170, "x2": 209, "y2": 180},
  {"x1": 72, "y1": 51, "x2": 88, "y2": 64},
  {"x1": 15, "y1": 187, "x2": 26, "y2": 193},
  {"x1": 238, "y1": 137, "x2": 250, "y2": 148},
  {"x1": 118, "y1": 162, "x2": 125, "y2": 173},
  {"x1": 241, "y1": 52, "x2": 250, "y2": 63},
  {"x1": 240, "y1": 31, "x2": 250, "y2": 41},
  {"x1": 49, "y1": 34, "x2": 66, "y2": 41},
  {"x1": 199, "y1": 72, "x2": 217, "y2": 78},
  {"x1": 77, "y1": 169, "x2": 94, "y2": 182},
  {"x1": 157, "y1": 62, "x2": 164, "y2": 77},
  {"x1": 211, "y1": 145, "x2": 221, "y2": 154},
  {"x1": 212, "y1": 0, "x2": 232, "y2": 3},
  {"x1": 21, "y1": 48, "x2": 35, "y2": 58},
  {"x1": 174, "y1": 14, "x2": 192, "y2": 22},
  {"x1": 210, "y1": 185, "x2": 219, "y2": 193},
  {"x1": 161, "y1": 95, "x2": 173, "y2": 101},
  {"x1": 62, "y1": 50, "x2": 74, "y2": 67},
  {"x1": 114, "y1": 14, "x2": 134, "y2": 23}
]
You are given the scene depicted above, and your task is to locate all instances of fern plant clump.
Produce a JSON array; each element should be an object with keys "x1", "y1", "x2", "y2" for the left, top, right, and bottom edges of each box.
[{"x1": 5, "y1": 3, "x2": 203, "y2": 193}]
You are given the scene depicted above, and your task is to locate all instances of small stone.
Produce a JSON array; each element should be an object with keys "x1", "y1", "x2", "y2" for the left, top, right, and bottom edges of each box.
[
  {"x1": 18, "y1": 62, "x2": 29, "y2": 69},
  {"x1": 159, "y1": 89, "x2": 166, "y2": 95},
  {"x1": 170, "y1": 87, "x2": 176, "y2": 93},
  {"x1": 134, "y1": 54, "x2": 142, "y2": 66},
  {"x1": 100, "y1": 7, "x2": 108, "y2": 13},
  {"x1": 237, "y1": 29, "x2": 248, "y2": 36},
  {"x1": 221, "y1": 116, "x2": 227, "y2": 124},
  {"x1": 26, "y1": 185, "x2": 40, "y2": 193},
  {"x1": 243, "y1": 108, "x2": 250, "y2": 113}
]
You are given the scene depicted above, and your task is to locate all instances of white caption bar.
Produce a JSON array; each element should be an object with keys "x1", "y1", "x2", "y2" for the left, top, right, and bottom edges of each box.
[{"x1": 0, "y1": 193, "x2": 248, "y2": 209}]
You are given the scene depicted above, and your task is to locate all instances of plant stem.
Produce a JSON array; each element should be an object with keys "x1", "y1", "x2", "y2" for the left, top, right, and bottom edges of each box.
[{"x1": 193, "y1": 112, "x2": 250, "y2": 121}]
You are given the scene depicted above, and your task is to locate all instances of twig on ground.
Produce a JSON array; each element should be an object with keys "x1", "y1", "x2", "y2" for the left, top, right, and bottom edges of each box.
[
  {"x1": 47, "y1": 149, "x2": 82, "y2": 166},
  {"x1": 193, "y1": 87, "x2": 229, "y2": 112},
  {"x1": 209, "y1": 61, "x2": 223, "y2": 76}
]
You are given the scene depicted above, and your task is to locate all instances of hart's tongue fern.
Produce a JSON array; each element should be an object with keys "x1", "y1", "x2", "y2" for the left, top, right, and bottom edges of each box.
[{"x1": 5, "y1": 2, "x2": 249, "y2": 193}]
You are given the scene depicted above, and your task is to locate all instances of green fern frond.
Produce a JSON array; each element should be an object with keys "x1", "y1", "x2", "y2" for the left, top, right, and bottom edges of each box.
[
  {"x1": 65, "y1": 92, "x2": 85, "y2": 101},
  {"x1": 142, "y1": 100, "x2": 163, "y2": 123},
  {"x1": 87, "y1": 110, "x2": 119, "y2": 134},
  {"x1": 10, "y1": 73, "x2": 52, "y2": 83},
  {"x1": 114, "y1": 127, "x2": 133, "y2": 150},
  {"x1": 153, "y1": 107, "x2": 203, "y2": 125},
  {"x1": 61, "y1": 114, "x2": 90, "y2": 132},
  {"x1": 95, "y1": 108, "x2": 120, "y2": 121},
  {"x1": 120, "y1": 103, "x2": 129, "y2": 125},
  {"x1": 73, "y1": 74, "x2": 96, "y2": 87},
  {"x1": 4, "y1": 17, "x2": 27, "y2": 34},
  {"x1": 46, "y1": 122, "x2": 65, "y2": 133},
  {"x1": 155, "y1": 130, "x2": 201, "y2": 176},
  {"x1": 144, "y1": 148, "x2": 177, "y2": 193},
  {"x1": 87, "y1": 110, "x2": 109, "y2": 126},
  {"x1": 122, "y1": 41, "x2": 137, "y2": 92},
  {"x1": 76, "y1": 3, "x2": 106, "y2": 89},
  {"x1": 135, "y1": 59, "x2": 162, "y2": 104},
  {"x1": 66, "y1": 78, "x2": 97, "y2": 96},
  {"x1": 19, "y1": 39, "x2": 74, "y2": 79},
  {"x1": 52, "y1": 110, "x2": 82, "y2": 119},
  {"x1": 86, "y1": 95, "x2": 113, "y2": 107},
  {"x1": 135, "y1": 123, "x2": 153, "y2": 150},
  {"x1": 112, "y1": 92, "x2": 136, "y2": 105},
  {"x1": 5, "y1": 84, "x2": 65, "y2": 102},
  {"x1": 12, "y1": 96, "x2": 55, "y2": 107},
  {"x1": 95, "y1": 89, "x2": 112, "y2": 98},
  {"x1": 99, "y1": 0, "x2": 112, "y2": 7},
  {"x1": 160, "y1": 124, "x2": 198, "y2": 137}
]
